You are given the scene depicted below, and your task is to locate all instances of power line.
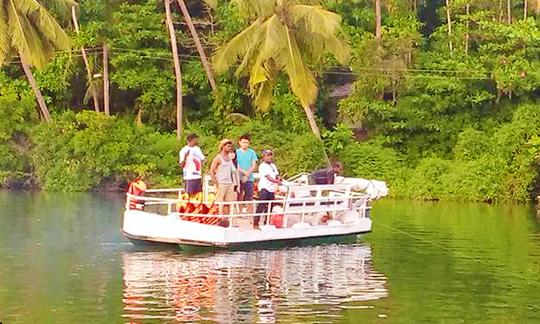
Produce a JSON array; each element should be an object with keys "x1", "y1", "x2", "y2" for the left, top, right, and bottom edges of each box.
[
  {"x1": 112, "y1": 47, "x2": 488, "y2": 75},
  {"x1": 1, "y1": 46, "x2": 493, "y2": 80}
]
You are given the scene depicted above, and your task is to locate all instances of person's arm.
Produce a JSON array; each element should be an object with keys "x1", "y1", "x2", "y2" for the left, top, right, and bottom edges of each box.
[
  {"x1": 179, "y1": 148, "x2": 190, "y2": 168},
  {"x1": 235, "y1": 168, "x2": 241, "y2": 192},
  {"x1": 263, "y1": 164, "x2": 281, "y2": 184},
  {"x1": 238, "y1": 164, "x2": 248, "y2": 177},
  {"x1": 328, "y1": 169, "x2": 335, "y2": 184},
  {"x1": 246, "y1": 152, "x2": 257, "y2": 177},
  {"x1": 265, "y1": 174, "x2": 281, "y2": 184},
  {"x1": 209, "y1": 156, "x2": 220, "y2": 188},
  {"x1": 199, "y1": 148, "x2": 206, "y2": 164}
]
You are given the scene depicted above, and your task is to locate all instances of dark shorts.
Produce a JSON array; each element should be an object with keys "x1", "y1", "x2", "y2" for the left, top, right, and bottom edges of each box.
[
  {"x1": 185, "y1": 179, "x2": 202, "y2": 195},
  {"x1": 240, "y1": 181, "x2": 255, "y2": 201},
  {"x1": 255, "y1": 189, "x2": 275, "y2": 226}
]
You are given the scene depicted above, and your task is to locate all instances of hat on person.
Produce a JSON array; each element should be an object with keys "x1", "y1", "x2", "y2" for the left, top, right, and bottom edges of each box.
[
  {"x1": 219, "y1": 138, "x2": 233, "y2": 150},
  {"x1": 262, "y1": 149, "x2": 273, "y2": 156}
]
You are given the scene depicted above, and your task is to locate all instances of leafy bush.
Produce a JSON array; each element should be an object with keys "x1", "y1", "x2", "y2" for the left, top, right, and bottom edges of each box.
[
  {"x1": 393, "y1": 104, "x2": 540, "y2": 202},
  {"x1": 31, "y1": 111, "x2": 181, "y2": 191},
  {"x1": 338, "y1": 141, "x2": 402, "y2": 181}
]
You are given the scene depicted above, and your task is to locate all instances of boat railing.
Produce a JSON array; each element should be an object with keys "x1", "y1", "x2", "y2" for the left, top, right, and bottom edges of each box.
[{"x1": 126, "y1": 185, "x2": 371, "y2": 228}]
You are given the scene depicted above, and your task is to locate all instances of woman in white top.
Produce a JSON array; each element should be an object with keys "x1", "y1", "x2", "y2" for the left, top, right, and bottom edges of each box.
[{"x1": 255, "y1": 149, "x2": 281, "y2": 227}]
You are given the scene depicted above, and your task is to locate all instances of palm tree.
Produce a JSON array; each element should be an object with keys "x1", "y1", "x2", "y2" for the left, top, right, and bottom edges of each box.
[
  {"x1": 0, "y1": 0, "x2": 74, "y2": 122},
  {"x1": 103, "y1": 43, "x2": 110, "y2": 115},
  {"x1": 375, "y1": 0, "x2": 382, "y2": 43},
  {"x1": 212, "y1": 0, "x2": 350, "y2": 139},
  {"x1": 164, "y1": 0, "x2": 183, "y2": 139},
  {"x1": 176, "y1": 0, "x2": 217, "y2": 92},
  {"x1": 446, "y1": 0, "x2": 453, "y2": 51},
  {"x1": 71, "y1": 5, "x2": 100, "y2": 113}
]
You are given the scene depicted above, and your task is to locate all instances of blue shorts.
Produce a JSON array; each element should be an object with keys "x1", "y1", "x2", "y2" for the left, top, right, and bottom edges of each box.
[
  {"x1": 185, "y1": 179, "x2": 202, "y2": 195},
  {"x1": 240, "y1": 181, "x2": 254, "y2": 201}
]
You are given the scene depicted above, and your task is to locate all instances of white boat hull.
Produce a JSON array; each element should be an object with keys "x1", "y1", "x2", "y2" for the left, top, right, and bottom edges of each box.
[{"x1": 122, "y1": 210, "x2": 372, "y2": 248}]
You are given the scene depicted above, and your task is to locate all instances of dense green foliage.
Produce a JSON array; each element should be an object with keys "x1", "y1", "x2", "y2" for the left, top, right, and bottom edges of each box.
[{"x1": 0, "y1": 0, "x2": 539, "y2": 202}]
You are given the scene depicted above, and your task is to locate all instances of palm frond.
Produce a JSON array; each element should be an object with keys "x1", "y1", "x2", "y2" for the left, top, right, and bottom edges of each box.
[
  {"x1": 40, "y1": 0, "x2": 76, "y2": 21},
  {"x1": 234, "y1": 40, "x2": 260, "y2": 78},
  {"x1": 231, "y1": 0, "x2": 276, "y2": 19},
  {"x1": 248, "y1": 57, "x2": 270, "y2": 91},
  {"x1": 249, "y1": 59, "x2": 278, "y2": 111},
  {"x1": 290, "y1": 4, "x2": 350, "y2": 64},
  {"x1": 289, "y1": 4, "x2": 341, "y2": 35},
  {"x1": 256, "y1": 15, "x2": 286, "y2": 64},
  {"x1": 280, "y1": 25, "x2": 317, "y2": 107},
  {"x1": 203, "y1": 0, "x2": 218, "y2": 10},
  {"x1": 7, "y1": 0, "x2": 38, "y2": 66},
  {"x1": 226, "y1": 112, "x2": 251, "y2": 123},
  {"x1": 320, "y1": 33, "x2": 350, "y2": 64},
  {"x1": 7, "y1": 0, "x2": 70, "y2": 68},
  {"x1": 252, "y1": 78, "x2": 275, "y2": 111},
  {"x1": 212, "y1": 18, "x2": 263, "y2": 74},
  {"x1": 0, "y1": 5, "x2": 10, "y2": 65},
  {"x1": 21, "y1": 0, "x2": 71, "y2": 51}
]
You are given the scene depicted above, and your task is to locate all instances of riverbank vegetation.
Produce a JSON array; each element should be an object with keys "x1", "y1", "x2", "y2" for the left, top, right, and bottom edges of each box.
[{"x1": 0, "y1": 0, "x2": 539, "y2": 202}]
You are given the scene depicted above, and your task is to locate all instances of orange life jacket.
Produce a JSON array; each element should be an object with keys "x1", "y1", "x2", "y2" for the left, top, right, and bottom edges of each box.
[
  {"x1": 127, "y1": 179, "x2": 147, "y2": 210},
  {"x1": 177, "y1": 192, "x2": 190, "y2": 213}
]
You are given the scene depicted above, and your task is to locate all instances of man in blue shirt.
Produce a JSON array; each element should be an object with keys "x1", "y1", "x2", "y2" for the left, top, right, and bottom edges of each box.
[{"x1": 236, "y1": 134, "x2": 258, "y2": 213}]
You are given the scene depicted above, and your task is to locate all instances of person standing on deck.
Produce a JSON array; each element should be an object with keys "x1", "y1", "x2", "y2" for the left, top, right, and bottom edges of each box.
[
  {"x1": 236, "y1": 134, "x2": 258, "y2": 213},
  {"x1": 309, "y1": 162, "x2": 343, "y2": 185},
  {"x1": 210, "y1": 139, "x2": 239, "y2": 215},
  {"x1": 179, "y1": 133, "x2": 205, "y2": 196},
  {"x1": 255, "y1": 150, "x2": 281, "y2": 228}
]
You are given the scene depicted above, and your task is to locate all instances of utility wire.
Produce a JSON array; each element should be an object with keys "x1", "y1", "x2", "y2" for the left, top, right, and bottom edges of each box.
[{"x1": 2, "y1": 46, "x2": 492, "y2": 80}]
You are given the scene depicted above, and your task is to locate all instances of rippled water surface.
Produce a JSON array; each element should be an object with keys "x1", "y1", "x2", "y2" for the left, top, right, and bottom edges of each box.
[{"x1": 0, "y1": 192, "x2": 539, "y2": 323}]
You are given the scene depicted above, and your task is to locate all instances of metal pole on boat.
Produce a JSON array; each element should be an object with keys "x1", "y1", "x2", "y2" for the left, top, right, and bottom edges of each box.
[
  {"x1": 301, "y1": 200, "x2": 305, "y2": 224},
  {"x1": 266, "y1": 201, "x2": 271, "y2": 226}
]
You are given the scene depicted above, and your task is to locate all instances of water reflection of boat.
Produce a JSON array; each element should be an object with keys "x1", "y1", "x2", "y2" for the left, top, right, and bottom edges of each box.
[{"x1": 122, "y1": 244, "x2": 387, "y2": 323}]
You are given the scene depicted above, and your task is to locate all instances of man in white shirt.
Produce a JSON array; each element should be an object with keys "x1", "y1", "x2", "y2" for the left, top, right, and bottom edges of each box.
[
  {"x1": 255, "y1": 149, "x2": 281, "y2": 227},
  {"x1": 179, "y1": 133, "x2": 205, "y2": 196}
]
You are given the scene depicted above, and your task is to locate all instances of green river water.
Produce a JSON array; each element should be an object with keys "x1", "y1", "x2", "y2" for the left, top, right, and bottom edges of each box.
[{"x1": 0, "y1": 191, "x2": 539, "y2": 323}]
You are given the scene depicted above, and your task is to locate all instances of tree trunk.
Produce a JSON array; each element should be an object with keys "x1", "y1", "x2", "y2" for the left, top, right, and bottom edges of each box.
[
  {"x1": 375, "y1": 0, "x2": 382, "y2": 43},
  {"x1": 507, "y1": 0, "x2": 512, "y2": 24},
  {"x1": 103, "y1": 44, "x2": 110, "y2": 116},
  {"x1": 303, "y1": 104, "x2": 321, "y2": 139},
  {"x1": 21, "y1": 60, "x2": 50, "y2": 122},
  {"x1": 465, "y1": 3, "x2": 470, "y2": 55},
  {"x1": 165, "y1": 0, "x2": 183, "y2": 140},
  {"x1": 176, "y1": 0, "x2": 217, "y2": 93},
  {"x1": 302, "y1": 104, "x2": 330, "y2": 165},
  {"x1": 446, "y1": 0, "x2": 453, "y2": 51},
  {"x1": 524, "y1": 0, "x2": 528, "y2": 18},
  {"x1": 499, "y1": 0, "x2": 504, "y2": 22},
  {"x1": 72, "y1": 6, "x2": 100, "y2": 113}
]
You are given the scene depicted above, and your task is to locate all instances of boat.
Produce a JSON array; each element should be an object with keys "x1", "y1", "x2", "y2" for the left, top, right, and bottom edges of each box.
[{"x1": 121, "y1": 173, "x2": 388, "y2": 250}]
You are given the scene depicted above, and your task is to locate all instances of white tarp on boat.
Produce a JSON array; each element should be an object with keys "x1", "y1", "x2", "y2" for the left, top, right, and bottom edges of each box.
[{"x1": 334, "y1": 176, "x2": 389, "y2": 199}]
